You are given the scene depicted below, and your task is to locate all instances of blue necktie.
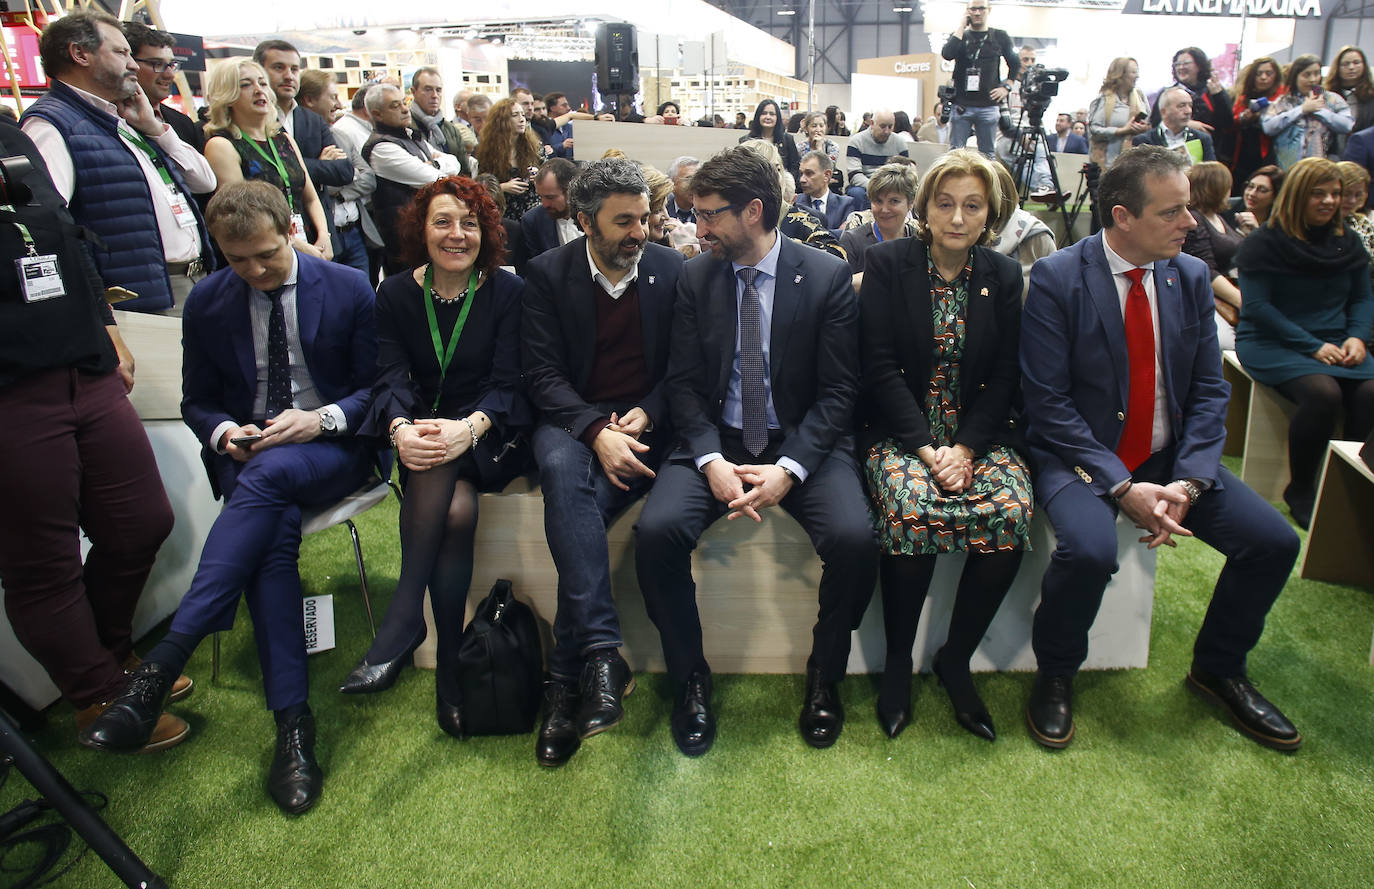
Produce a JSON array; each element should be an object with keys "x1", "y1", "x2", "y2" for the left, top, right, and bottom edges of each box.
[
  {"x1": 737, "y1": 267, "x2": 767, "y2": 457},
  {"x1": 265, "y1": 286, "x2": 292, "y2": 420}
]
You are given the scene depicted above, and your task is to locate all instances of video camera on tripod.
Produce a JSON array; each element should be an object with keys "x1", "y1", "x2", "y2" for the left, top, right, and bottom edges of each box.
[
  {"x1": 1019, "y1": 64, "x2": 1070, "y2": 126},
  {"x1": 937, "y1": 84, "x2": 957, "y2": 125}
]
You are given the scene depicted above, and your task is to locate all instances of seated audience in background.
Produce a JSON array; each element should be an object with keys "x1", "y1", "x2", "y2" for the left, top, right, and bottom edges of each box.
[
  {"x1": 858, "y1": 149, "x2": 1028, "y2": 742},
  {"x1": 1231, "y1": 56, "x2": 1283, "y2": 192},
  {"x1": 653, "y1": 101, "x2": 683, "y2": 125},
  {"x1": 1087, "y1": 57, "x2": 1148, "y2": 169},
  {"x1": 1336, "y1": 160, "x2": 1374, "y2": 263},
  {"x1": 1132, "y1": 86, "x2": 1216, "y2": 165},
  {"x1": 634, "y1": 146, "x2": 876, "y2": 756},
  {"x1": 123, "y1": 22, "x2": 202, "y2": 154},
  {"x1": 1232, "y1": 164, "x2": 1283, "y2": 234},
  {"x1": 846, "y1": 110, "x2": 909, "y2": 210},
  {"x1": 1234, "y1": 156, "x2": 1374, "y2": 529},
  {"x1": 203, "y1": 60, "x2": 332, "y2": 260},
  {"x1": 839, "y1": 163, "x2": 920, "y2": 289},
  {"x1": 739, "y1": 98, "x2": 802, "y2": 185},
  {"x1": 514, "y1": 157, "x2": 580, "y2": 273},
  {"x1": 82, "y1": 182, "x2": 382, "y2": 815},
  {"x1": 739, "y1": 138, "x2": 846, "y2": 261},
  {"x1": 825, "y1": 104, "x2": 849, "y2": 136},
  {"x1": 666, "y1": 156, "x2": 699, "y2": 223},
  {"x1": 917, "y1": 101, "x2": 949, "y2": 144},
  {"x1": 521, "y1": 158, "x2": 685, "y2": 767},
  {"x1": 0, "y1": 117, "x2": 179, "y2": 750},
  {"x1": 787, "y1": 111, "x2": 806, "y2": 134},
  {"x1": 1021, "y1": 145, "x2": 1302, "y2": 753},
  {"x1": 1182, "y1": 161, "x2": 1244, "y2": 350},
  {"x1": 734, "y1": 111, "x2": 747, "y2": 129},
  {"x1": 892, "y1": 110, "x2": 916, "y2": 143},
  {"x1": 1071, "y1": 120, "x2": 1088, "y2": 139},
  {"x1": 796, "y1": 150, "x2": 855, "y2": 229},
  {"x1": 986, "y1": 161, "x2": 1055, "y2": 299},
  {"x1": 643, "y1": 164, "x2": 699, "y2": 258},
  {"x1": 361, "y1": 83, "x2": 462, "y2": 276},
  {"x1": 797, "y1": 111, "x2": 841, "y2": 168},
  {"x1": 24, "y1": 9, "x2": 214, "y2": 313},
  {"x1": 1326, "y1": 45, "x2": 1374, "y2": 157},
  {"x1": 475, "y1": 98, "x2": 543, "y2": 222},
  {"x1": 1151, "y1": 46, "x2": 1234, "y2": 157},
  {"x1": 1046, "y1": 113, "x2": 1089, "y2": 154},
  {"x1": 341, "y1": 177, "x2": 528, "y2": 739},
  {"x1": 1263, "y1": 54, "x2": 1353, "y2": 169}
]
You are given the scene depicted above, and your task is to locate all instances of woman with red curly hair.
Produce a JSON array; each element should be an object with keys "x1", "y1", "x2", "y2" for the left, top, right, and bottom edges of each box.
[{"x1": 340, "y1": 177, "x2": 530, "y2": 737}]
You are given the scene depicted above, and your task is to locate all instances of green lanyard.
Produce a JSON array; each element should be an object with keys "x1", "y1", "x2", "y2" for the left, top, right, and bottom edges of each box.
[
  {"x1": 118, "y1": 128, "x2": 175, "y2": 188},
  {"x1": 242, "y1": 135, "x2": 297, "y2": 212},
  {"x1": 0, "y1": 203, "x2": 37, "y2": 256},
  {"x1": 422, "y1": 264, "x2": 479, "y2": 412}
]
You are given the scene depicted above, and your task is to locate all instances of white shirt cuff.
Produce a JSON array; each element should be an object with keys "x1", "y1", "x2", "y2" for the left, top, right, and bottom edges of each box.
[
  {"x1": 211, "y1": 420, "x2": 237, "y2": 454},
  {"x1": 777, "y1": 456, "x2": 808, "y2": 484},
  {"x1": 695, "y1": 452, "x2": 723, "y2": 471}
]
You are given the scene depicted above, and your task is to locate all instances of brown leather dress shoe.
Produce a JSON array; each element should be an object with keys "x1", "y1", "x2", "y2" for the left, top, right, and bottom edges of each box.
[
  {"x1": 122, "y1": 654, "x2": 193, "y2": 703},
  {"x1": 76, "y1": 701, "x2": 189, "y2": 754}
]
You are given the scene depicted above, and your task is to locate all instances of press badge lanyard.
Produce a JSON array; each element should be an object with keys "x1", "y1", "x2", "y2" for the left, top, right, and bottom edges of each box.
[
  {"x1": 422, "y1": 264, "x2": 479, "y2": 412},
  {"x1": 2, "y1": 202, "x2": 66, "y2": 302},
  {"x1": 120, "y1": 127, "x2": 198, "y2": 231}
]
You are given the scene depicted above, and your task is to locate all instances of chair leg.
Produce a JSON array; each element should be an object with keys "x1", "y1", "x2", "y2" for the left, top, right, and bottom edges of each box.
[
  {"x1": 211, "y1": 632, "x2": 220, "y2": 683},
  {"x1": 385, "y1": 477, "x2": 403, "y2": 503},
  {"x1": 345, "y1": 518, "x2": 377, "y2": 637}
]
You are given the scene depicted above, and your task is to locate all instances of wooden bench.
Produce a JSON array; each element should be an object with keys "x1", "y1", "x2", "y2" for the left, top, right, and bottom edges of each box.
[
  {"x1": 1300, "y1": 440, "x2": 1374, "y2": 591},
  {"x1": 414, "y1": 480, "x2": 1158, "y2": 676},
  {"x1": 1222, "y1": 350, "x2": 1294, "y2": 502}
]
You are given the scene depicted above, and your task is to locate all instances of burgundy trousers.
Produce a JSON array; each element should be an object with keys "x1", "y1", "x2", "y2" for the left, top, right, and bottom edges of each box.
[{"x1": 0, "y1": 368, "x2": 173, "y2": 708}]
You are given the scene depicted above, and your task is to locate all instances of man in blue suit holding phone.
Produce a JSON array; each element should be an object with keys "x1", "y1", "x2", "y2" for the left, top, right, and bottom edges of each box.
[
  {"x1": 1020, "y1": 146, "x2": 1301, "y2": 752},
  {"x1": 82, "y1": 181, "x2": 379, "y2": 815}
]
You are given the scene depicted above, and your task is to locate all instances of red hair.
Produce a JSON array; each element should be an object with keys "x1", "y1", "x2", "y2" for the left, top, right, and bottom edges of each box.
[{"x1": 395, "y1": 176, "x2": 508, "y2": 274}]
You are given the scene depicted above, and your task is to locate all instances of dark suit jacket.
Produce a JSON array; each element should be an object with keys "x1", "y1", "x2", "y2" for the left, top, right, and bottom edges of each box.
[
  {"x1": 860, "y1": 239, "x2": 1023, "y2": 456},
  {"x1": 1131, "y1": 125, "x2": 1216, "y2": 161},
  {"x1": 515, "y1": 204, "x2": 561, "y2": 275},
  {"x1": 159, "y1": 103, "x2": 203, "y2": 157},
  {"x1": 1020, "y1": 231, "x2": 1229, "y2": 504},
  {"x1": 290, "y1": 105, "x2": 355, "y2": 251},
  {"x1": 1343, "y1": 123, "x2": 1374, "y2": 173},
  {"x1": 666, "y1": 233, "x2": 859, "y2": 475},
  {"x1": 522, "y1": 239, "x2": 685, "y2": 438},
  {"x1": 181, "y1": 253, "x2": 378, "y2": 489},
  {"x1": 794, "y1": 192, "x2": 855, "y2": 230},
  {"x1": 1046, "y1": 132, "x2": 1089, "y2": 154}
]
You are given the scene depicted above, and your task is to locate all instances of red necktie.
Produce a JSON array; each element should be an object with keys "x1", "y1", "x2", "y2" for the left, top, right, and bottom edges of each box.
[{"x1": 1117, "y1": 268, "x2": 1155, "y2": 473}]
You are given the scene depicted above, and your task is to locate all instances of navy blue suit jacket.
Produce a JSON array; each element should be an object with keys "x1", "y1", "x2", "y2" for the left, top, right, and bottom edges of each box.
[
  {"x1": 1020, "y1": 231, "x2": 1229, "y2": 504},
  {"x1": 1343, "y1": 124, "x2": 1374, "y2": 173},
  {"x1": 1131, "y1": 125, "x2": 1216, "y2": 161},
  {"x1": 181, "y1": 253, "x2": 378, "y2": 490},
  {"x1": 794, "y1": 192, "x2": 855, "y2": 230},
  {"x1": 515, "y1": 204, "x2": 561, "y2": 275},
  {"x1": 1047, "y1": 132, "x2": 1089, "y2": 154}
]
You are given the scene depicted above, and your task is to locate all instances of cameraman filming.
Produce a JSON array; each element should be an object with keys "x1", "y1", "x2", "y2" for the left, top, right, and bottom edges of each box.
[{"x1": 942, "y1": 0, "x2": 1019, "y2": 157}]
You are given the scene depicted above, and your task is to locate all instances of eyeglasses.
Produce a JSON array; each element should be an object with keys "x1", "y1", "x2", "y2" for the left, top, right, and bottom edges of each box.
[
  {"x1": 694, "y1": 203, "x2": 744, "y2": 222},
  {"x1": 136, "y1": 58, "x2": 181, "y2": 74}
]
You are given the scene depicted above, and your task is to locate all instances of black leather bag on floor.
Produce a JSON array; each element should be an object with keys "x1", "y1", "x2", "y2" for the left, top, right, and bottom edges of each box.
[{"x1": 456, "y1": 579, "x2": 543, "y2": 735}]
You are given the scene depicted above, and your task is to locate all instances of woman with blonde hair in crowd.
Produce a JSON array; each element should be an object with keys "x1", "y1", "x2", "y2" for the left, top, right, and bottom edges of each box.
[
  {"x1": 1088, "y1": 57, "x2": 1149, "y2": 168},
  {"x1": 858, "y1": 148, "x2": 1028, "y2": 741},
  {"x1": 474, "y1": 97, "x2": 544, "y2": 221},
  {"x1": 1326, "y1": 45, "x2": 1374, "y2": 153},
  {"x1": 1182, "y1": 162, "x2": 1245, "y2": 349},
  {"x1": 838, "y1": 163, "x2": 920, "y2": 292},
  {"x1": 797, "y1": 110, "x2": 841, "y2": 167},
  {"x1": 1231, "y1": 56, "x2": 1284, "y2": 192},
  {"x1": 1262, "y1": 54, "x2": 1353, "y2": 169},
  {"x1": 203, "y1": 60, "x2": 331, "y2": 258},
  {"x1": 1336, "y1": 160, "x2": 1374, "y2": 264},
  {"x1": 1234, "y1": 156, "x2": 1374, "y2": 528}
]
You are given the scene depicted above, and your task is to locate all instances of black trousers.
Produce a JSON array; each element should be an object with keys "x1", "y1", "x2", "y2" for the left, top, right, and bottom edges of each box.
[{"x1": 634, "y1": 434, "x2": 877, "y2": 684}]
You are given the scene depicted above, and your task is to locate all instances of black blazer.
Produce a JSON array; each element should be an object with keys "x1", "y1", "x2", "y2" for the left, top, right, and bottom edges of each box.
[
  {"x1": 514, "y1": 204, "x2": 560, "y2": 275},
  {"x1": 667, "y1": 233, "x2": 858, "y2": 475},
  {"x1": 291, "y1": 105, "x2": 355, "y2": 251},
  {"x1": 160, "y1": 104, "x2": 204, "y2": 157},
  {"x1": 522, "y1": 238, "x2": 685, "y2": 439},
  {"x1": 859, "y1": 238, "x2": 1024, "y2": 457}
]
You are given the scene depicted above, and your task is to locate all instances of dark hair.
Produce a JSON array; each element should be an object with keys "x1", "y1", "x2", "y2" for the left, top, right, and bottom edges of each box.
[
  {"x1": 1236, "y1": 56, "x2": 1282, "y2": 103},
  {"x1": 801, "y1": 149, "x2": 833, "y2": 173},
  {"x1": 568, "y1": 157, "x2": 649, "y2": 225},
  {"x1": 252, "y1": 39, "x2": 299, "y2": 65},
  {"x1": 122, "y1": 21, "x2": 175, "y2": 56},
  {"x1": 1172, "y1": 47, "x2": 1211, "y2": 87},
  {"x1": 351, "y1": 82, "x2": 371, "y2": 112},
  {"x1": 747, "y1": 99, "x2": 786, "y2": 146},
  {"x1": 395, "y1": 176, "x2": 508, "y2": 273},
  {"x1": 544, "y1": 91, "x2": 567, "y2": 110},
  {"x1": 537, "y1": 157, "x2": 578, "y2": 191},
  {"x1": 825, "y1": 105, "x2": 841, "y2": 135},
  {"x1": 786, "y1": 111, "x2": 805, "y2": 133},
  {"x1": 689, "y1": 145, "x2": 782, "y2": 233},
  {"x1": 1326, "y1": 45, "x2": 1374, "y2": 101},
  {"x1": 893, "y1": 110, "x2": 913, "y2": 137},
  {"x1": 1097, "y1": 145, "x2": 1190, "y2": 229},
  {"x1": 39, "y1": 9, "x2": 121, "y2": 78},
  {"x1": 411, "y1": 66, "x2": 440, "y2": 90},
  {"x1": 205, "y1": 180, "x2": 292, "y2": 241},
  {"x1": 657, "y1": 100, "x2": 680, "y2": 116},
  {"x1": 1283, "y1": 54, "x2": 1322, "y2": 95}
]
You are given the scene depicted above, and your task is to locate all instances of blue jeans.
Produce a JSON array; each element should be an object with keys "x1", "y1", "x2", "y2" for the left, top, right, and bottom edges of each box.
[
  {"x1": 332, "y1": 224, "x2": 371, "y2": 280},
  {"x1": 949, "y1": 105, "x2": 1000, "y2": 157},
  {"x1": 532, "y1": 423, "x2": 662, "y2": 681}
]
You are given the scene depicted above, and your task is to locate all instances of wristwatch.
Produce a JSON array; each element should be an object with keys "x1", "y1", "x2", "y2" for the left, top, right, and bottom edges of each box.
[
  {"x1": 1171, "y1": 478, "x2": 1204, "y2": 505},
  {"x1": 317, "y1": 409, "x2": 337, "y2": 436},
  {"x1": 779, "y1": 465, "x2": 802, "y2": 486}
]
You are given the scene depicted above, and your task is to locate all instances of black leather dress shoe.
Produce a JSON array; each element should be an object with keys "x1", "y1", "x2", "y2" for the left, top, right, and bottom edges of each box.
[
  {"x1": 1186, "y1": 668, "x2": 1302, "y2": 751},
  {"x1": 338, "y1": 631, "x2": 425, "y2": 694},
  {"x1": 1026, "y1": 672, "x2": 1075, "y2": 749},
  {"x1": 80, "y1": 661, "x2": 177, "y2": 752},
  {"x1": 933, "y1": 649, "x2": 996, "y2": 742},
  {"x1": 535, "y1": 681, "x2": 581, "y2": 767},
  {"x1": 436, "y1": 694, "x2": 464, "y2": 740},
  {"x1": 670, "y1": 669, "x2": 715, "y2": 757},
  {"x1": 268, "y1": 713, "x2": 323, "y2": 816},
  {"x1": 577, "y1": 649, "x2": 636, "y2": 738},
  {"x1": 798, "y1": 665, "x2": 844, "y2": 749}
]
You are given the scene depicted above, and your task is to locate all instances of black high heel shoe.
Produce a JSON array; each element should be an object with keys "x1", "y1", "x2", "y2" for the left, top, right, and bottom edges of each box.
[
  {"x1": 436, "y1": 693, "x2": 465, "y2": 740},
  {"x1": 875, "y1": 664, "x2": 913, "y2": 739},
  {"x1": 338, "y1": 630, "x2": 426, "y2": 694},
  {"x1": 932, "y1": 647, "x2": 996, "y2": 742}
]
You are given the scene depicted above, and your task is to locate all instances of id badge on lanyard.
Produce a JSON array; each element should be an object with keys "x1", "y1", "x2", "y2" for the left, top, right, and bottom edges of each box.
[
  {"x1": 289, "y1": 213, "x2": 307, "y2": 241},
  {"x1": 167, "y1": 184, "x2": 198, "y2": 230}
]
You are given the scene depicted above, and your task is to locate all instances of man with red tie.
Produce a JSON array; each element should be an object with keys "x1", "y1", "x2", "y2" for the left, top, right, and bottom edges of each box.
[{"x1": 1019, "y1": 146, "x2": 1301, "y2": 751}]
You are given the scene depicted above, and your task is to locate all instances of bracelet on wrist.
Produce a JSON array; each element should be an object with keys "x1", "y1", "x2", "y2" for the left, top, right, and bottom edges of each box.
[
  {"x1": 461, "y1": 416, "x2": 481, "y2": 447},
  {"x1": 388, "y1": 419, "x2": 413, "y2": 449}
]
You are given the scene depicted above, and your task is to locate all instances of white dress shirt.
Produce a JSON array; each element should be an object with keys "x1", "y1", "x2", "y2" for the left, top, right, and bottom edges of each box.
[{"x1": 1101, "y1": 234, "x2": 1172, "y2": 457}]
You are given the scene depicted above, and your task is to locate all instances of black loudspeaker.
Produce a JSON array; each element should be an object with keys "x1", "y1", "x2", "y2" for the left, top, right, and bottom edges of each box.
[{"x1": 596, "y1": 23, "x2": 638, "y2": 94}]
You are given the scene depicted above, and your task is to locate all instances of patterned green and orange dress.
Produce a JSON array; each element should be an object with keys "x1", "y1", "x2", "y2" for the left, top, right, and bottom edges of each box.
[{"x1": 864, "y1": 257, "x2": 1033, "y2": 555}]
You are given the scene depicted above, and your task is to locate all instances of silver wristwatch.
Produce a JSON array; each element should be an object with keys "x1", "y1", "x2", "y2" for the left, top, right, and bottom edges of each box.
[
  {"x1": 1171, "y1": 478, "x2": 1203, "y2": 505},
  {"x1": 317, "y1": 409, "x2": 337, "y2": 436}
]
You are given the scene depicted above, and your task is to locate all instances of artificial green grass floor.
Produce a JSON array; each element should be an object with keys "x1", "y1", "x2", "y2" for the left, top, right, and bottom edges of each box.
[{"x1": 5, "y1": 475, "x2": 1373, "y2": 888}]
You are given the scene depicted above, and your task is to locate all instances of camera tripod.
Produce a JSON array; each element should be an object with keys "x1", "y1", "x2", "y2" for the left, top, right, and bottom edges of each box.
[{"x1": 1008, "y1": 106, "x2": 1076, "y2": 239}]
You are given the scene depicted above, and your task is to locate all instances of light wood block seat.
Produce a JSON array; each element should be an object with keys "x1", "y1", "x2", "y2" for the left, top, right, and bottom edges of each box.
[{"x1": 1223, "y1": 350, "x2": 1296, "y2": 502}]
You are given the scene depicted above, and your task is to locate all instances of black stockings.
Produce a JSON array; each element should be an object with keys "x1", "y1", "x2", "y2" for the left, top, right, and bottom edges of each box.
[{"x1": 1276, "y1": 374, "x2": 1374, "y2": 496}]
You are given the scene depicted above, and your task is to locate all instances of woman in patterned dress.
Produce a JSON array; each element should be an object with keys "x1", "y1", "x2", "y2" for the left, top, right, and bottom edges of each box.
[{"x1": 858, "y1": 149, "x2": 1033, "y2": 741}]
